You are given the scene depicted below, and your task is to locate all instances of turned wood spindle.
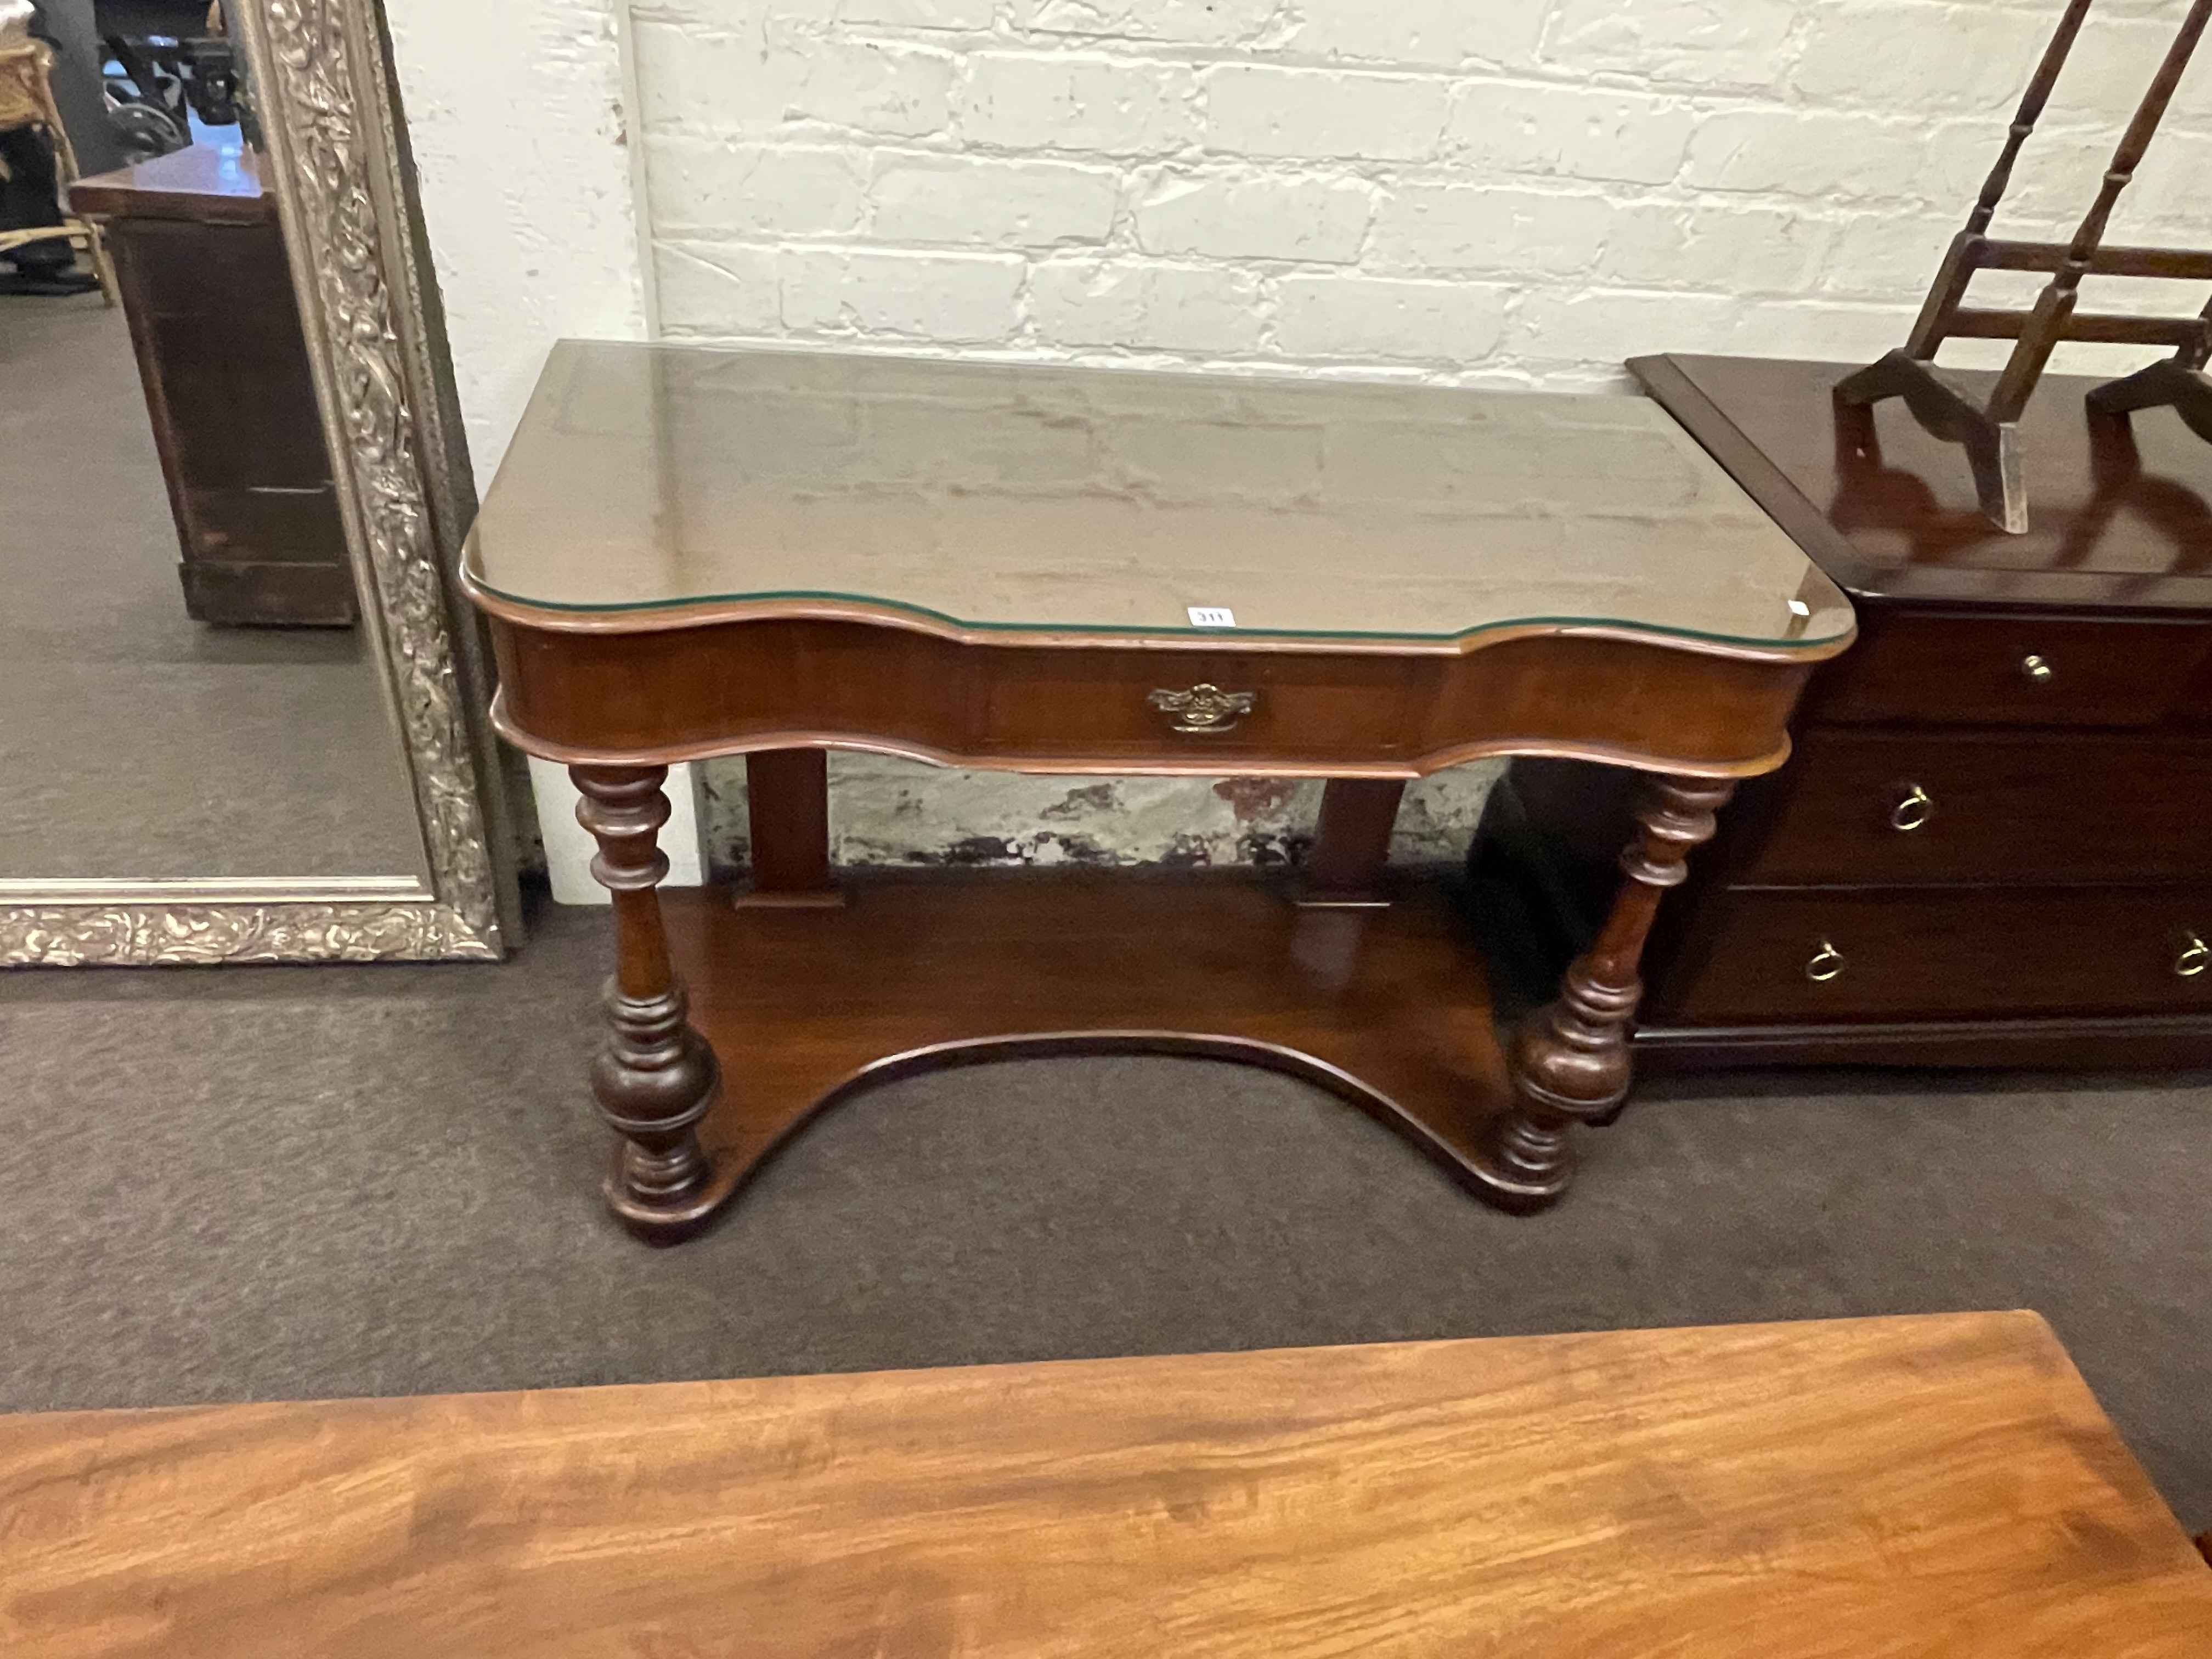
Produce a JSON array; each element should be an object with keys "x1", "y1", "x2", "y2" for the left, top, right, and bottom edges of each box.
[
  {"x1": 1838, "y1": 0, "x2": 2212, "y2": 531},
  {"x1": 1991, "y1": 0, "x2": 2212, "y2": 423},
  {"x1": 1487, "y1": 775, "x2": 1735, "y2": 1210},
  {"x1": 1904, "y1": 0, "x2": 2095, "y2": 359},
  {"x1": 572, "y1": 764, "x2": 724, "y2": 1244}
]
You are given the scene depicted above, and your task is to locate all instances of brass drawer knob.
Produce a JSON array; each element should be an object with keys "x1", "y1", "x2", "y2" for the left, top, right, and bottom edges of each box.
[
  {"x1": 1889, "y1": 783, "x2": 1933, "y2": 832},
  {"x1": 1147, "y1": 684, "x2": 1256, "y2": 734},
  {"x1": 2020, "y1": 653, "x2": 2055, "y2": 686},
  {"x1": 1806, "y1": 939, "x2": 1846, "y2": 983},
  {"x1": 2179, "y1": 932, "x2": 2210, "y2": 979}
]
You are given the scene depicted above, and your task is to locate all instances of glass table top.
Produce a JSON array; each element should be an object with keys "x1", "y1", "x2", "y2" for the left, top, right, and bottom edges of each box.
[{"x1": 465, "y1": 342, "x2": 1853, "y2": 651}]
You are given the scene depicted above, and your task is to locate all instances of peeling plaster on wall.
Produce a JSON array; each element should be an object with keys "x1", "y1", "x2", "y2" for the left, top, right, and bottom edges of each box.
[{"x1": 697, "y1": 753, "x2": 1504, "y2": 875}]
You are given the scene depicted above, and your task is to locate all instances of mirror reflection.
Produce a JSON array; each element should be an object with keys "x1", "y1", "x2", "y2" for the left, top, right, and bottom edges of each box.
[{"x1": 1, "y1": 0, "x2": 422, "y2": 889}]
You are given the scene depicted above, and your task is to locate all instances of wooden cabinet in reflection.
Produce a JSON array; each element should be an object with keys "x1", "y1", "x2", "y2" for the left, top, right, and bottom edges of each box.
[{"x1": 69, "y1": 143, "x2": 353, "y2": 627}]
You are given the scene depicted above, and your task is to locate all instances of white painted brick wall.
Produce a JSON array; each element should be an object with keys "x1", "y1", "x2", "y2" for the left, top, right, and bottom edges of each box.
[
  {"x1": 631, "y1": 0, "x2": 2212, "y2": 388},
  {"x1": 387, "y1": 0, "x2": 651, "y2": 470},
  {"x1": 610, "y1": 0, "x2": 2211, "y2": 873}
]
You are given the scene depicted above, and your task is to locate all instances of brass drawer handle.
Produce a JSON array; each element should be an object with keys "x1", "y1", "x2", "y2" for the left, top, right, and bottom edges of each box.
[
  {"x1": 2179, "y1": 932, "x2": 2209, "y2": 979},
  {"x1": 2020, "y1": 653, "x2": 2055, "y2": 687},
  {"x1": 1889, "y1": 783, "x2": 1933, "y2": 833},
  {"x1": 1147, "y1": 684, "x2": 1256, "y2": 734},
  {"x1": 1806, "y1": 940, "x2": 1846, "y2": 983}
]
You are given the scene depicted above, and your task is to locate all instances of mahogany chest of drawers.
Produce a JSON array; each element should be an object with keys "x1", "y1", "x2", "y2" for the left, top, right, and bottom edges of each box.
[{"x1": 1487, "y1": 354, "x2": 2212, "y2": 1068}]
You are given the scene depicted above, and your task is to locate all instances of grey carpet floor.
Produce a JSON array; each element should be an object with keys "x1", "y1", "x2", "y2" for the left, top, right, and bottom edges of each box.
[{"x1": 2, "y1": 896, "x2": 2208, "y2": 1531}]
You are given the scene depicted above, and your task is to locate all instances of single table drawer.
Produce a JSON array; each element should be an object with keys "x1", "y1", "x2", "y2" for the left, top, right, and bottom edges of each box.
[
  {"x1": 1810, "y1": 614, "x2": 2210, "y2": 729},
  {"x1": 1736, "y1": 731, "x2": 2212, "y2": 887},
  {"x1": 1651, "y1": 886, "x2": 2212, "y2": 1023},
  {"x1": 977, "y1": 649, "x2": 1424, "y2": 767}
]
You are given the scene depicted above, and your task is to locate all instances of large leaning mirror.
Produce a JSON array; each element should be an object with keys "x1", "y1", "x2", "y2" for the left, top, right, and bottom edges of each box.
[{"x1": 0, "y1": 0, "x2": 512, "y2": 964}]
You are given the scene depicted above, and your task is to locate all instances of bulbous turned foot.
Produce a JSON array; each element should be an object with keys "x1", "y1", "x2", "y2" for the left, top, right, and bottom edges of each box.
[
  {"x1": 591, "y1": 982, "x2": 724, "y2": 1243},
  {"x1": 573, "y1": 763, "x2": 734, "y2": 1245},
  {"x1": 1475, "y1": 774, "x2": 1733, "y2": 1215}
]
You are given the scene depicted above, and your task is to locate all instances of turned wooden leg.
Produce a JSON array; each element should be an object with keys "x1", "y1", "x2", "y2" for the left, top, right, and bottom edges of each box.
[
  {"x1": 1478, "y1": 774, "x2": 1735, "y2": 1213},
  {"x1": 572, "y1": 764, "x2": 726, "y2": 1244},
  {"x1": 1296, "y1": 778, "x2": 1407, "y2": 907}
]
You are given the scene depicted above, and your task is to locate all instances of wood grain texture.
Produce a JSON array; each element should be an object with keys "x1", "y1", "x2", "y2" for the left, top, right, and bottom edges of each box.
[
  {"x1": 662, "y1": 872, "x2": 1513, "y2": 1205},
  {"x1": 737, "y1": 747, "x2": 837, "y2": 903},
  {"x1": 4, "y1": 1313, "x2": 2209, "y2": 1657},
  {"x1": 1299, "y1": 777, "x2": 1407, "y2": 903},
  {"x1": 1646, "y1": 884, "x2": 2212, "y2": 1024},
  {"x1": 1806, "y1": 611, "x2": 2210, "y2": 730},
  {"x1": 1731, "y1": 730, "x2": 2212, "y2": 887},
  {"x1": 484, "y1": 614, "x2": 1819, "y2": 781}
]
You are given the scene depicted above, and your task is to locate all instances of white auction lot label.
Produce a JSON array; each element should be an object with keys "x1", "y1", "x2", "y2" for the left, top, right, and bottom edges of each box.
[{"x1": 1186, "y1": 606, "x2": 1237, "y2": 628}]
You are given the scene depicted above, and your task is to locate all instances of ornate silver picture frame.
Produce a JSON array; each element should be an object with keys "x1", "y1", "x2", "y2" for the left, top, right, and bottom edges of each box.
[{"x1": 0, "y1": 0, "x2": 515, "y2": 966}]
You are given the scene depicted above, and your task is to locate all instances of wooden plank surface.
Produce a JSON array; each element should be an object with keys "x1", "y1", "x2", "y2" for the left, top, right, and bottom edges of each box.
[{"x1": 3, "y1": 1313, "x2": 2207, "y2": 1657}]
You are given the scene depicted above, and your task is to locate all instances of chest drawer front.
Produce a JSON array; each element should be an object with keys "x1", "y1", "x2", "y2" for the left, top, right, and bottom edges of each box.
[
  {"x1": 1651, "y1": 887, "x2": 2212, "y2": 1023},
  {"x1": 1810, "y1": 614, "x2": 2210, "y2": 729},
  {"x1": 1735, "y1": 731, "x2": 2212, "y2": 887}
]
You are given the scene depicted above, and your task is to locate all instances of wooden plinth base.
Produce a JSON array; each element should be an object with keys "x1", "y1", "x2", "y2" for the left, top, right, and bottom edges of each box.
[{"x1": 658, "y1": 870, "x2": 1519, "y2": 1224}]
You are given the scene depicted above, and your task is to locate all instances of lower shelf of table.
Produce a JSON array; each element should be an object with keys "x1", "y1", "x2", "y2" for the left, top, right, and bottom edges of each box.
[{"x1": 659, "y1": 869, "x2": 1516, "y2": 1212}]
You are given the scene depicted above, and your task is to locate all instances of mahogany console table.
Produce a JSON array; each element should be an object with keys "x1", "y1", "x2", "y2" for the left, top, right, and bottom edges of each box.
[
  {"x1": 465, "y1": 342, "x2": 1852, "y2": 1242},
  {"x1": 7, "y1": 1313, "x2": 2209, "y2": 1655}
]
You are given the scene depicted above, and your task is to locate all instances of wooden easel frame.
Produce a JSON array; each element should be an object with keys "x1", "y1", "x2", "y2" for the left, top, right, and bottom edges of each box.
[{"x1": 1835, "y1": 0, "x2": 2212, "y2": 533}]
